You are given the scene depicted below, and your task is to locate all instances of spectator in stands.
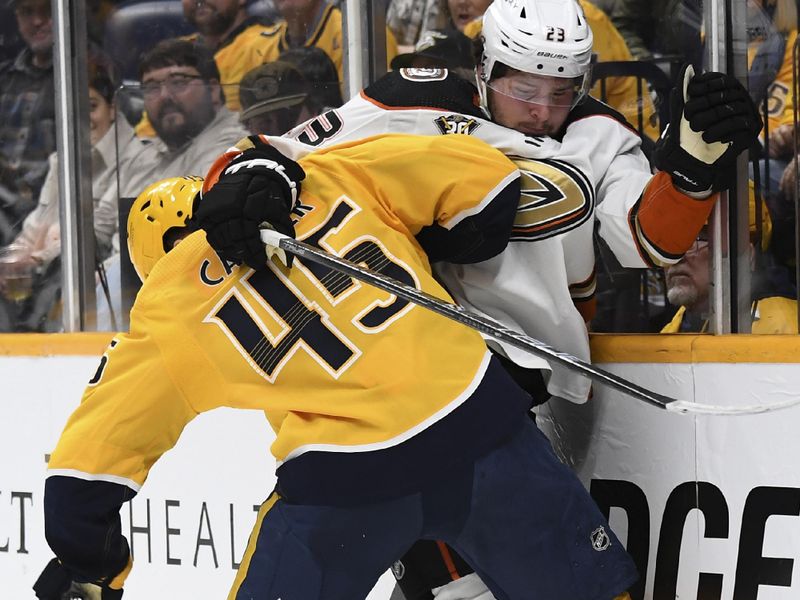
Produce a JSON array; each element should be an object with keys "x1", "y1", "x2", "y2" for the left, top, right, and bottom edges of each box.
[
  {"x1": 447, "y1": 0, "x2": 492, "y2": 34},
  {"x1": 182, "y1": 0, "x2": 276, "y2": 111},
  {"x1": 747, "y1": 0, "x2": 798, "y2": 278},
  {"x1": 0, "y1": 0, "x2": 55, "y2": 245},
  {"x1": 610, "y1": 0, "x2": 703, "y2": 71},
  {"x1": 136, "y1": 0, "x2": 276, "y2": 137},
  {"x1": 751, "y1": 0, "x2": 798, "y2": 157},
  {"x1": 387, "y1": 0, "x2": 449, "y2": 50},
  {"x1": 0, "y1": 1, "x2": 24, "y2": 63},
  {"x1": 238, "y1": 61, "x2": 319, "y2": 135},
  {"x1": 0, "y1": 54, "x2": 145, "y2": 332},
  {"x1": 260, "y1": 0, "x2": 399, "y2": 83},
  {"x1": 390, "y1": 27, "x2": 475, "y2": 80},
  {"x1": 661, "y1": 216, "x2": 797, "y2": 334},
  {"x1": 123, "y1": 38, "x2": 247, "y2": 197},
  {"x1": 279, "y1": 45, "x2": 343, "y2": 110}
]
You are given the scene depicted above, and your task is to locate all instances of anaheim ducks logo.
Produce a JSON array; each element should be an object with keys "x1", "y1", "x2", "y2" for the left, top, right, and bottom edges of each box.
[
  {"x1": 434, "y1": 114, "x2": 481, "y2": 135},
  {"x1": 509, "y1": 157, "x2": 593, "y2": 242},
  {"x1": 400, "y1": 67, "x2": 448, "y2": 82}
]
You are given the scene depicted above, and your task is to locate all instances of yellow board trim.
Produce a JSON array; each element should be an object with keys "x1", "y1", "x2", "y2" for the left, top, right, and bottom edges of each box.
[
  {"x1": 1, "y1": 332, "x2": 799, "y2": 363},
  {"x1": 590, "y1": 333, "x2": 800, "y2": 363}
]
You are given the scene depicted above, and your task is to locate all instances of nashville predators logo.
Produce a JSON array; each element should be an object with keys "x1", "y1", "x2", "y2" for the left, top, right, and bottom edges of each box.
[
  {"x1": 509, "y1": 157, "x2": 593, "y2": 242},
  {"x1": 434, "y1": 114, "x2": 481, "y2": 135}
]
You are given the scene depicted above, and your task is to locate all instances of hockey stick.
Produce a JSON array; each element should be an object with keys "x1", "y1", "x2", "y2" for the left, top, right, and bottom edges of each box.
[{"x1": 260, "y1": 230, "x2": 800, "y2": 416}]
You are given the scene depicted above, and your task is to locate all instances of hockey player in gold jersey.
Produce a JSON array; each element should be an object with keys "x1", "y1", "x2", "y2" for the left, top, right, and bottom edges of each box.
[{"x1": 42, "y1": 135, "x2": 638, "y2": 600}]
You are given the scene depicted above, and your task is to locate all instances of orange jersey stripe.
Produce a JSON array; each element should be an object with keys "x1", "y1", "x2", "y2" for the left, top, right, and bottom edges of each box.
[
  {"x1": 635, "y1": 171, "x2": 716, "y2": 259},
  {"x1": 436, "y1": 540, "x2": 462, "y2": 581}
]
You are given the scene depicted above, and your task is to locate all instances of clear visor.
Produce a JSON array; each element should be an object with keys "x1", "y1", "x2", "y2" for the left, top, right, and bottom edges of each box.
[{"x1": 487, "y1": 72, "x2": 587, "y2": 108}]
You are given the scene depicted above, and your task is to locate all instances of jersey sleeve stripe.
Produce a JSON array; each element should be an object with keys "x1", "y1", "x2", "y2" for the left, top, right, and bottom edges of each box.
[
  {"x1": 46, "y1": 469, "x2": 142, "y2": 492},
  {"x1": 442, "y1": 170, "x2": 520, "y2": 229},
  {"x1": 569, "y1": 268, "x2": 596, "y2": 300},
  {"x1": 360, "y1": 90, "x2": 474, "y2": 113},
  {"x1": 573, "y1": 296, "x2": 597, "y2": 323},
  {"x1": 634, "y1": 172, "x2": 716, "y2": 265}
]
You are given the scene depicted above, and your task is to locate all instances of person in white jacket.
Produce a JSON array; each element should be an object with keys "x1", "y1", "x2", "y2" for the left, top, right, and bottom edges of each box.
[{"x1": 0, "y1": 56, "x2": 145, "y2": 332}]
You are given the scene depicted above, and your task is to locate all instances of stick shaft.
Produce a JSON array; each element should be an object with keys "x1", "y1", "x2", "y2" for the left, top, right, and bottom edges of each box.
[{"x1": 274, "y1": 235, "x2": 678, "y2": 410}]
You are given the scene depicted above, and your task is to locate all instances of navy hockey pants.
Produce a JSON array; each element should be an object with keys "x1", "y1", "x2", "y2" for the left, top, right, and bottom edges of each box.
[{"x1": 229, "y1": 418, "x2": 639, "y2": 600}]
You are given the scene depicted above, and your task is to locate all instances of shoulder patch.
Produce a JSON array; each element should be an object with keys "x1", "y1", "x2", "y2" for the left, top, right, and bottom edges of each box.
[
  {"x1": 364, "y1": 70, "x2": 483, "y2": 117},
  {"x1": 399, "y1": 67, "x2": 448, "y2": 82},
  {"x1": 434, "y1": 114, "x2": 481, "y2": 135}
]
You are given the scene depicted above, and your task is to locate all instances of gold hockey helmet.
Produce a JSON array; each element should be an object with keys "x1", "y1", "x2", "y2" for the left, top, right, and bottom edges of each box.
[{"x1": 127, "y1": 175, "x2": 203, "y2": 282}]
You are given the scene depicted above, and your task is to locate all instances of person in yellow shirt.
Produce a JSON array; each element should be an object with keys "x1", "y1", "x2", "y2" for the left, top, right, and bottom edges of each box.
[
  {"x1": 661, "y1": 237, "x2": 798, "y2": 334},
  {"x1": 136, "y1": 0, "x2": 276, "y2": 136},
  {"x1": 182, "y1": 0, "x2": 278, "y2": 111},
  {"x1": 745, "y1": 0, "x2": 799, "y2": 295},
  {"x1": 39, "y1": 134, "x2": 639, "y2": 600},
  {"x1": 259, "y1": 0, "x2": 399, "y2": 82},
  {"x1": 661, "y1": 207, "x2": 797, "y2": 334}
]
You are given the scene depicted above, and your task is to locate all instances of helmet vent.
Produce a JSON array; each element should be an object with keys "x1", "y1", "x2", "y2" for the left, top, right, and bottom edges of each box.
[
  {"x1": 520, "y1": 6, "x2": 527, "y2": 18},
  {"x1": 140, "y1": 200, "x2": 151, "y2": 211},
  {"x1": 146, "y1": 215, "x2": 155, "y2": 222}
]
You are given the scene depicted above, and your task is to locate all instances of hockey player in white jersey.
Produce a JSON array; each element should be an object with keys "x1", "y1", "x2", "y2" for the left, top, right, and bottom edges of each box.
[
  {"x1": 190, "y1": 1, "x2": 761, "y2": 598},
  {"x1": 217, "y1": 0, "x2": 760, "y2": 407}
]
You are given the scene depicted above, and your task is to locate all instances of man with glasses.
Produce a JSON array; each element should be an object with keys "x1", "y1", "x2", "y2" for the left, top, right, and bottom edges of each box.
[
  {"x1": 124, "y1": 38, "x2": 247, "y2": 198},
  {"x1": 0, "y1": 0, "x2": 54, "y2": 245},
  {"x1": 662, "y1": 226, "x2": 798, "y2": 334}
]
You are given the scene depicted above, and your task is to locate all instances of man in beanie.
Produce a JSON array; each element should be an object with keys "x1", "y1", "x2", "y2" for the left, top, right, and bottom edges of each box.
[{"x1": 238, "y1": 60, "x2": 321, "y2": 135}]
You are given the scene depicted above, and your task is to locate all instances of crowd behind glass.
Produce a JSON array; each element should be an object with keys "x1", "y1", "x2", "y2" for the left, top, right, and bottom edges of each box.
[{"x1": 0, "y1": 0, "x2": 796, "y2": 335}]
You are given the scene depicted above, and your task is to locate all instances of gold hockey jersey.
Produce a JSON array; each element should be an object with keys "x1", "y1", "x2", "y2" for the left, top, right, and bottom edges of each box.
[
  {"x1": 258, "y1": 2, "x2": 399, "y2": 82},
  {"x1": 47, "y1": 134, "x2": 526, "y2": 507}
]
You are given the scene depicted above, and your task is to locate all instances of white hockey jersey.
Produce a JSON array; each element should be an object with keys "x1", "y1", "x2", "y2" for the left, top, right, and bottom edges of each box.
[{"x1": 260, "y1": 69, "x2": 715, "y2": 403}]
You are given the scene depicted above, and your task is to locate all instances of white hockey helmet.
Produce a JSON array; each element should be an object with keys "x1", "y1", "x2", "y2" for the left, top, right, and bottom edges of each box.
[{"x1": 477, "y1": 0, "x2": 594, "y2": 115}]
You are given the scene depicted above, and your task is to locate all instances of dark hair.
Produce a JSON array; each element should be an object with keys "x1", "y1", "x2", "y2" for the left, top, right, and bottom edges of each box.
[
  {"x1": 138, "y1": 38, "x2": 221, "y2": 83},
  {"x1": 88, "y1": 50, "x2": 117, "y2": 104},
  {"x1": 278, "y1": 46, "x2": 343, "y2": 109}
]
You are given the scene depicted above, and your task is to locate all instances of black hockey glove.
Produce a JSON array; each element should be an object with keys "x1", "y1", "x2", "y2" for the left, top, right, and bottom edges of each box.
[
  {"x1": 192, "y1": 139, "x2": 305, "y2": 270},
  {"x1": 654, "y1": 64, "x2": 762, "y2": 196},
  {"x1": 33, "y1": 558, "x2": 124, "y2": 600}
]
